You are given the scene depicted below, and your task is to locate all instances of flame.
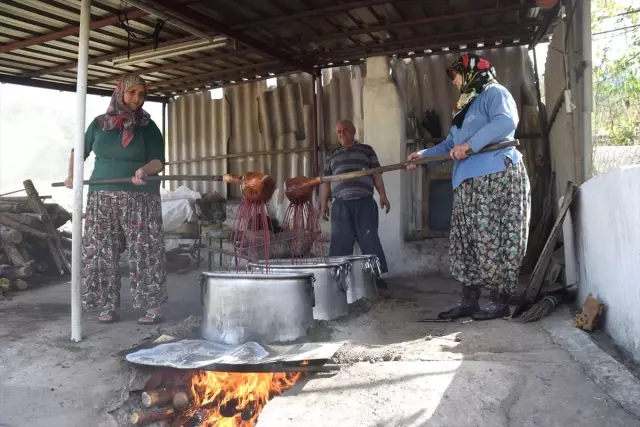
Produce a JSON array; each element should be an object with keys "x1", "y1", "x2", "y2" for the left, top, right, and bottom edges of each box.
[{"x1": 186, "y1": 369, "x2": 306, "y2": 426}]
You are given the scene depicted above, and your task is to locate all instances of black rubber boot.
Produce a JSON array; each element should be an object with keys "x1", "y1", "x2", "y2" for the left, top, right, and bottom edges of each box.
[
  {"x1": 375, "y1": 277, "x2": 388, "y2": 290},
  {"x1": 471, "y1": 291, "x2": 511, "y2": 321},
  {"x1": 438, "y1": 285, "x2": 481, "y2": 319}
]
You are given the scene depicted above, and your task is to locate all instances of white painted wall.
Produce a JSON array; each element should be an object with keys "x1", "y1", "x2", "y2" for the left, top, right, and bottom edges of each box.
[
  {"x1": 360, "y1": 56, "x2": 453, "y2": 277},
  {"x1": 573, "y1": 165, "x2": 640, "y2": 363}
]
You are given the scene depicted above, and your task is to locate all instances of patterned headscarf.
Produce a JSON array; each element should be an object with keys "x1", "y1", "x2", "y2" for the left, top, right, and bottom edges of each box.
[
  {"x1": 99, "y1": 74, "x2": 151, "y2": 147},
  {"x1": 447, "y1": 53, "x2": 497, "y2": 128}
]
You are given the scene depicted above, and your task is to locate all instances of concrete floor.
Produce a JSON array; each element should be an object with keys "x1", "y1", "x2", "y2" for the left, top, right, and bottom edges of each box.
[{"x1": 1, "y1": 271, "x2": 639, "y2": 427}]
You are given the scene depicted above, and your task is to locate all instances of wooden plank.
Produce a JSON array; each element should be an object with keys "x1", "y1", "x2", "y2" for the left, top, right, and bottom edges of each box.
[{"x1": 512, "y1": 181, "x2": 578, "y2": 318}]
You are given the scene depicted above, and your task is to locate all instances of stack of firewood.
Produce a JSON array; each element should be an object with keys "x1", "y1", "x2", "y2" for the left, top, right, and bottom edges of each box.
[{"x1": 0, "y1": 179, "x2": 72, "y2": 297}]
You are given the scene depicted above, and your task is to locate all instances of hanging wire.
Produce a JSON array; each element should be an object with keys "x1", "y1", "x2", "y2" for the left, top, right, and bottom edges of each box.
[{"x1": 117, "y1": 8, "x2": 165, "y2": 60}]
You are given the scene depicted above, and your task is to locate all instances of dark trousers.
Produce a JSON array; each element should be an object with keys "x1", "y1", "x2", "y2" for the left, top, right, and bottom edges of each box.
[{"x1": 329, "y1": 197, "x2": 388, "y2": 273}]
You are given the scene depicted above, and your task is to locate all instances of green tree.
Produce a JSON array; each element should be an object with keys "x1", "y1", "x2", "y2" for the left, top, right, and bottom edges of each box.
[{"x1": 592, "y1": 0, "x2": 640, "y2": 145}]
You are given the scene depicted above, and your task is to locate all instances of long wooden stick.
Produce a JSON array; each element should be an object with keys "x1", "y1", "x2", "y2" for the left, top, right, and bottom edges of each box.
[
  {"x1": 51, "y1": 174, "x2": 240, "y2": 188},
  {"x1": 322, "y1": 140, "x2": 519, "y2": 183}
]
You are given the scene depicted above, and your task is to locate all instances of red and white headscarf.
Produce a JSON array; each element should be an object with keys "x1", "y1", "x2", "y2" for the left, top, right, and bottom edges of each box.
[{"x1": 99, "y1": 74, "x2": 151, "y2": 147}]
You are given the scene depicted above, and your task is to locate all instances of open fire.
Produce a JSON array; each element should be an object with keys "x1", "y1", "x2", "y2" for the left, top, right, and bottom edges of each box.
[{"x1": 131, "y1": 368, "x2": 307, "y2": 426}]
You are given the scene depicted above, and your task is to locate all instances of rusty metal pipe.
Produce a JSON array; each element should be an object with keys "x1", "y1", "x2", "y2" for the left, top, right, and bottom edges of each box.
[{"x1": 51, "y1": 172, "x2": 276, "y2": 203}]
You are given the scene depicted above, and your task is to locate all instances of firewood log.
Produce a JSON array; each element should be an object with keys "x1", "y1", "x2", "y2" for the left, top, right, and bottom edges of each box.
[
  {"x1": 0, "y1": 225, "x2": 22, "y2": 244},
  {"x1": 14, "y1": 278, "x2": 29, "y2": 290},
  {"x1": 0, "y1": 201, "x2": 32, "y2": 213},
  {"x1": 14, "y1": 262, "x2": 34, "y2": 278},
  {"x1": 45, "y1": 204, "x2": 72, "y2": 228},
  {"x1": 2, "y1": 213, "x2": 47, "y2": 231},
  {"x1": 0, "y1": 214, "x2": 49, "y2": 240},
  {"x1": 23, "y1": 180, "x2": 69, "y2": 274},
  {"x1": 141, "y1": 388, "x2": 187, "y2": 408},
  {"x1": 130, "y1": 407, "x2": 176, "y2": 425},
  {"x1": 2, "y1": 243, "x2": 27, "y2": 267}
]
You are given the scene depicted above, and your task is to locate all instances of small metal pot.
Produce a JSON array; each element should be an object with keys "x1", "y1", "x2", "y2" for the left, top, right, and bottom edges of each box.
[
  {"x1": 327, "y1": 255, "x2": 381, "y2": 303},
  {"x1": 248, "y1": 259, "x2": 350, "y2": 321},
  {"x1": 198, "y1": 271, "x2": 315, "y2": 345}
]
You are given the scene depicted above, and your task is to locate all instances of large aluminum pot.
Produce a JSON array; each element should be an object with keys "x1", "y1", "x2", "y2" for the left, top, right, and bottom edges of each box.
[
  {"x1": 328, "y1": 255, "x2": 381, "y2": 303},
  {"x1": 198, "y1": 271, "x2": 315, "y2": 345},
  {"x1": 248, "y1": 259, "x2": 349, "y2": 321}
]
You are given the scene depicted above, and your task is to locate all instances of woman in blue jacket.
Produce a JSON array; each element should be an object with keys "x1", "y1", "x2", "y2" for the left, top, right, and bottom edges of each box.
[{"x1": 407, "y1": 53, "x2": 531, "y2": 321}]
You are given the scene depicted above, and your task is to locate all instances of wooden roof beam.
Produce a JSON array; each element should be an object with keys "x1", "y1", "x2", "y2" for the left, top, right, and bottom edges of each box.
[
  {"x1": 20, "y1": 0, "x2": 387, "y2": 78},
  {"x1": 148, "y1": 0, "x2": 318, "y2": 76},
  {"x1": 0, "y1": 8, "x2": 148, "y2": 54},
  {"x1": 147, "y1": 60, "x2": 282, "y2": 91},
  {"x1": 88, "y1": 47, "x2": 257, "y2": 85},
  {"x1": 290, "y1": 2, "x2": 534, "y2": 46},
  {"x1": 21, "y1": 35, "x2": 199, "y2": 78},
  {"x1": 234, "y1": 0, "x2": 393, "y2": 30}
]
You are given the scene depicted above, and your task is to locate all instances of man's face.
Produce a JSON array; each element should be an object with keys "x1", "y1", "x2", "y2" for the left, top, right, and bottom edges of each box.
[{"x1": 336, "y1": 122, "x2": 355, "y2": 147}]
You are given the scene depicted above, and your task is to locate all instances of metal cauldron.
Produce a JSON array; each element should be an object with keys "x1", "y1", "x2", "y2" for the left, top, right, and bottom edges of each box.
[
  {"x1": 248, "y1": 258, "x2": 350, "y2": 321},
  {"x1": 328, "y1": 255, "x2": 381, "y2": 303},
  {"x1": 198, "y1": 271, "x2": 315, "y2": 345}
]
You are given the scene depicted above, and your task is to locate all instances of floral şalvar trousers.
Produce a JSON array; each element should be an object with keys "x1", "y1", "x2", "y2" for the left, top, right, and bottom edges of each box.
[
  {"x1": 81, "y1": 190, "x2": 167, "y2": 312},
  {"x1": 449, "y1": 158, "x2": 531, "y2": 295}
]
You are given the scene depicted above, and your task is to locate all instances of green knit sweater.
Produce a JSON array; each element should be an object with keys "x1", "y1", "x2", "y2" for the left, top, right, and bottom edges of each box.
[{"x1": 82, "y1": 117, "x2": 165, "y2": 194}]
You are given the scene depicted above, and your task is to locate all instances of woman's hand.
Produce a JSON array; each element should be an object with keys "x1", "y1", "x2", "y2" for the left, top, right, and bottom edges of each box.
[
  {"x1": 132, "y1": 168, "x2": 148, "y2": 186},
  {"x1": 64, "y1": 176, "x2": 73, "y2": 189},
  {"x1": 405, "y1": 151, "x2": 424, "y2": 170},
  {"x1": 449, "y1": 142, "x2": 471, "y2": 160}
]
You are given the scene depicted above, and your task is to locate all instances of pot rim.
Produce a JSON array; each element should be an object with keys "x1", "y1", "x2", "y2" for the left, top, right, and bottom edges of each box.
[
  {"x1": 248, "y1": 260, "x2": 347, "y2": 269},
  {"x1": 200, "y1": 271, "x2": 314, "y2": 280},
  {"x1": 328, "y1": 255, "x2": 378, "y2": 261}
]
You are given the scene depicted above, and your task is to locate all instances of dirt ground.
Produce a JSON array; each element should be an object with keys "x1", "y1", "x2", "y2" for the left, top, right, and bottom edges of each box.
[{"x1": 1, "y1": 270, "x2": 640, "y2": 427}]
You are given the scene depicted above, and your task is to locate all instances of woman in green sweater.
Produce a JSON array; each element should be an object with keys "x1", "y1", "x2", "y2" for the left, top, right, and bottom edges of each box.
[{"x1": 65, "y1": 74, "x2": 167, "y2": 325}]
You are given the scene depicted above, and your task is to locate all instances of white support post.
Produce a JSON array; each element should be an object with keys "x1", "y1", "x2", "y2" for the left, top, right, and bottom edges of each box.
[{"x1": 71, "y1": 0, "x2": 92, "y2": 343}]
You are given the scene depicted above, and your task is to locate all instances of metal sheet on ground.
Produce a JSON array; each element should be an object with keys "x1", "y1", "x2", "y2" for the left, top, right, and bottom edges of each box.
[{"x1": 124, "y1": 339, "x2": 344, "y2": 370}]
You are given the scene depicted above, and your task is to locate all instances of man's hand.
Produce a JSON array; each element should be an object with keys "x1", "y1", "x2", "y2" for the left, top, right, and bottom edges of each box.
[
  {"x1": 64, "y1": 176, "x2": 73, "y2": 189},
  {"x1": 132, "y1": 168, "x2": 148, "y2": 186},
  {"x1": 321, "y1": 202, "x2": 330, "y2": 221},
  {"x1": 379, "y1": 195, "x2": 391, "y2": 214},
  {"x1": 405, "y1": 151, "x2": 423, "y2": 170},
  {"x1": 449, "y1": 142, "x2": 471, "y2": 160}
]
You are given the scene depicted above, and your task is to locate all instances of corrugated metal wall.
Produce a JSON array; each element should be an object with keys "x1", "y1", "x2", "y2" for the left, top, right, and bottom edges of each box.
[
  {"x1": 167, "y1": 47, "x2": 546, "y2": 231},
  {"x1": 167, "y1": 78, "x2": 315, "y2": 220}
]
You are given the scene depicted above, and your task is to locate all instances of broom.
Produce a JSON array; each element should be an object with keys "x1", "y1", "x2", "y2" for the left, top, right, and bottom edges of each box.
[{"x1": 518, "y1": 295, "x2": 561, "y2": 323}]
